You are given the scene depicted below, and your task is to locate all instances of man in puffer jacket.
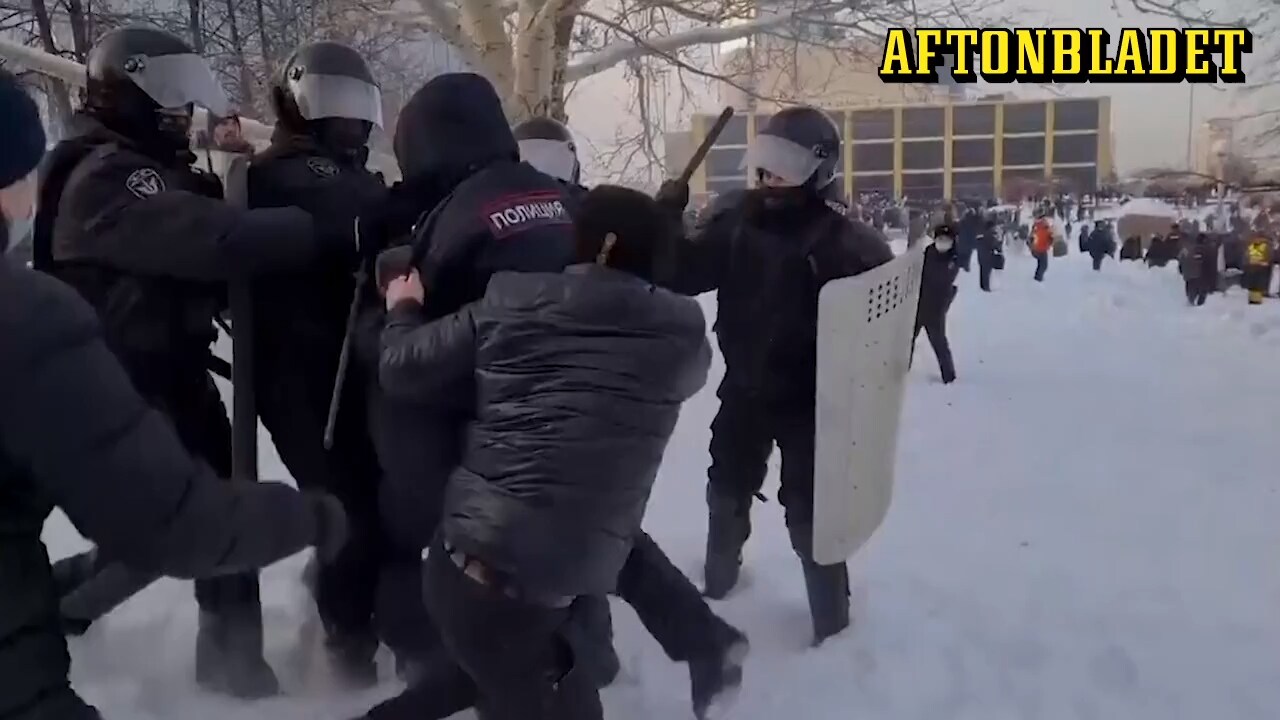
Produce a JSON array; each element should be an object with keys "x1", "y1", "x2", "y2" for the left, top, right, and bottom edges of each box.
[{"x1": 379, "y1": 185, "x2": 710, "y2": 720}]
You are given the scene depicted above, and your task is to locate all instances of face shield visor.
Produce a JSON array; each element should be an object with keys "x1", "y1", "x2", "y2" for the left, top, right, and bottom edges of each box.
[
  {"x1": 124, "y1": 52, "x2": 229, "y2": 116},
  {"x1": 289, "y1": 73, "x2": 384, "y2": 128},
  {"x1": 518, "y1": 138, "x2": 578, "y2": 184},
  {"x1": 742, "y1": 133, "x2": 828, "y2": 188}
]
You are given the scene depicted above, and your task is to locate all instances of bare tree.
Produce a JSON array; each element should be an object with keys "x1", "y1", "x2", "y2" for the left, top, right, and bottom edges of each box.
[{"x1": 380, "y1": 0, "x2": 1001, "y2": 123}]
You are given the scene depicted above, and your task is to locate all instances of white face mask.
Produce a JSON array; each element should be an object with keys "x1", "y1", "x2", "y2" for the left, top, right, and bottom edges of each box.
[{"x1": 934, "y1": 238, "x2": 954, "y2": 251}]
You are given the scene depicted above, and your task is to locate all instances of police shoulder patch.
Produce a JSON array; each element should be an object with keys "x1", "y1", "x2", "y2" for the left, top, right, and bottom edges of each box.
[
  {"x1": 125, "y1": 168, "x2": 166, "y2": 199},
  {"x1": 483, "y1": 191, "x2": 570, "y2": 239},
  {"x1": 307, "y1": 157, "x2": 339, "y2": 179}
]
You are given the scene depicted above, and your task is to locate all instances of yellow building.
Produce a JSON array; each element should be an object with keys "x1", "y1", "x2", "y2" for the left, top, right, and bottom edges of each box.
[{"x1": 690, "y1": 96, "x2": 1114, "y2": 203}]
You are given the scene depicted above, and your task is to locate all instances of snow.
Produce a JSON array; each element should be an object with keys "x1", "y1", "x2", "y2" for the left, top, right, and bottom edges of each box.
[
  {"x1": 1115, "y1": 198, "x2": 1180, "y2": 219},
  {"x1": 41, "y1": 247, "x2": 1280, "y2": 720}
]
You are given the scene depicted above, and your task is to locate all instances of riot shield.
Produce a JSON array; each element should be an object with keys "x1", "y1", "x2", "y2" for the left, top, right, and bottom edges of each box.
[{"x1": 811, "y1": 243, "x2": 925, "y2": 565}]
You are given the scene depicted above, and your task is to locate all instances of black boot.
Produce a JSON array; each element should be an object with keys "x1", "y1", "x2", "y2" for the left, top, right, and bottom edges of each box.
[
  {"x1": 689, "y1": 624, "x2": 749, "y2": 720},
  {"x1": 787, "y1": 523, "x2": 850, "y2": 646},
  {"x1": 564, "y1": 594, "x2": 620, "y2": 689},
  {"x1": 799, "y1": 560, "x2": 850, "y2": 646},
  {"x1": 324, "y1": 628, "x2": 380, "y2": 689},
  {"x1": 703, "y1": 492, "x2": 751, "y2": 600},
  {"x1": 195, "y1": 605, "x2": 280, "y2": 699}
]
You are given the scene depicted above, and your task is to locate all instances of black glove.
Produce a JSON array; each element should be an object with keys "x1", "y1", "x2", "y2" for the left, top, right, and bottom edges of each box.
[
  {"x1": 191, "y1": 168, "x2": 225, "y2": 200},
  {"x1": 309, "y1": 493, "x2": 350, "y2": 563},
  {"x1": 654, "y1": 179, "x2": 690, "y2": 217}
]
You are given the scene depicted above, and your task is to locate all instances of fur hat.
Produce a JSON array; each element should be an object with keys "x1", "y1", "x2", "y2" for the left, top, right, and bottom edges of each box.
[{"x1": 573, "y1": 185, "x2": 669, "y2": 282}]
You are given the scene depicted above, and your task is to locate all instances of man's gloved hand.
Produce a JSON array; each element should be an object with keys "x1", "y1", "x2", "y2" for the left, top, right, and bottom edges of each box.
[
  {"x1": 654, "y1": 179, "x2": 690, "y2": 216},
  {"x1": 191, "y1": 168, "x2": 225, "y2": 200},
  {"x1": 309, "y1": 493, "x2": 350, "y2": 563}
]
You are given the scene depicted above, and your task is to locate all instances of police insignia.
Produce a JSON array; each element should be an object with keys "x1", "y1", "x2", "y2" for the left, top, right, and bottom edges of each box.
[
  {"x1": 307, "y1": 157, "x2": 339, "y2": 179},
  {"x1": 125, "y1": 168, "x2": 165, "y2": 199},
  {"x1": 483, "y1": 191, "x2": 569, "y2": 238}
]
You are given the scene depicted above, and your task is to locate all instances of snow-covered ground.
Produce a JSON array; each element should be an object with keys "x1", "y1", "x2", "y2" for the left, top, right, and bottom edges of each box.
[{"x1": 43, "y1": 246, "x2": 1280, "y2": 719}]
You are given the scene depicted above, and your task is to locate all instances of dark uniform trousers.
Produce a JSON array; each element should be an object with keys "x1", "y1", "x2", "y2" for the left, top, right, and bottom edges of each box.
[
  {"x1": 707, "y1": 388, "x2": 817, "y2": 540},
  {"x1": 912, "y1": 290, "x2": 957, "y2": 384},
  {"x1": 255, "y1": 347, "x2": 381, "y2": 648},
  {"x1": 167, "y1": 375, "x2": 266, "y2": 658}
]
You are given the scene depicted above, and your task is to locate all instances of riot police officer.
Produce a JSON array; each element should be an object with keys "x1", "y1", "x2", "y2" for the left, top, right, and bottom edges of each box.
[
  {"x1": 35, "y1": 26, "x2": 353, "y2": 698},
  {"x1": 513, "y1": 115, "x2": 581, "y2": 185},
  {"x1": 245, "y1": 40, "x2": 388, "y2": 686},
  {"x1": 663, "y1": 107, "x2": 894, "y2": 646}
]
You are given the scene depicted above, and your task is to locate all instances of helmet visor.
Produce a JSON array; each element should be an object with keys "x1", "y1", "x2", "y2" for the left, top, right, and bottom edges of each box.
[
  {"x1": 290, "y1": 73, "x2": 383, "y2": 127},
  {"x1": 742, "y1": 133, "x2": 825, "y2": 187},
  {"x1": 126, "y1": 53, "x2": 229, "y2": 116},
  {"x1": 519, "y1": 138, "x2": 577, "y2": 184}
]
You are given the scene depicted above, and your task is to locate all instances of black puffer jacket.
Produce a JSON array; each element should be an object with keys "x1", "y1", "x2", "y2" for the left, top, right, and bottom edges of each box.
[
  {"x1": 0, "y1": 259, "x2": 335, "y2": 719},
  {"x1": 380, "y1": 264, "x2": 710, "y2": 597}
]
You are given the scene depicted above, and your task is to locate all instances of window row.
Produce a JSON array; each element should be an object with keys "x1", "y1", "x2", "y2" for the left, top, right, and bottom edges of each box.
[
  {"x1": 847, "y1": 134, "x2": 1099, "y2": 172},
  {"x1": 703, "y1": 99, "x2": 1102, "y2": 149}
]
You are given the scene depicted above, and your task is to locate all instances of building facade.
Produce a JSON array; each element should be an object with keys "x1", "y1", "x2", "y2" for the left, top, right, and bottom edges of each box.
[{"x1": 691, "y1": 96, "x2": 1114, "y2": 203}]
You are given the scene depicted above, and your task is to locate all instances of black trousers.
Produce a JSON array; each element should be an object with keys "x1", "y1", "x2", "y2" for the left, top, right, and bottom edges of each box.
[
  {"x1": 978, "y1": 261, "x2": 993, "y2": 291},
  {"x1": 1185, "y1": 278, "x2": 1208, "y2": 306},
  {"x1": 1034, "y1": 253, "x2": 1049, "y2": 281},
  {"x1": 707, "y1": 390, "x2": 815, "y2": 530},
  {"x1": 166, "y1": 379, "x2": 264, "y2": 642},
  {"x1": 256, "y1": 355, "x2": 381, "y2": 647},
  {"x1": 1091, "y1": 254, "x2": 1104, "y2": 271},
  {"x1": 366, "y1": 531, "x2": 731, "y2": 719},
  {"x1": 617, "y1": 531, "x2": 732, "y2": 662},
  {"x1": 422, "y1": 545, "x2": 602, "y2": 720},
  {"x1": 913, "y1": 311, "x2": 956, "y2": 382}
]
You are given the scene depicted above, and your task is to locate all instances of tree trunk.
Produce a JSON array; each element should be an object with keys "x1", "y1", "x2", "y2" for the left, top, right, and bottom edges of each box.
[
  {"x1": 224, "y1": 0, "x2": 257, "y2": 113},
  {"x1": 28, "y1": 0, "x2": 73, "y2": 133},
  {"x1": 254, "y1": 0, "x2": 274, "y2": 74},
  {"x1": 547, "y1": 13, "x2": 575, "y2": 122},
  {"x1": 187, "y1": 0, "x2": 204, "y2": 53},
  {"x1": 64, "y1": 0, "x2": 91, "y2": 60}
]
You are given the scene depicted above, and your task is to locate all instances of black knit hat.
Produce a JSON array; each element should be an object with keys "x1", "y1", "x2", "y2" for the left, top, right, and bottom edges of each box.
[{"x1": 0, "y1": 69, "x2": 46, "y2": 189}]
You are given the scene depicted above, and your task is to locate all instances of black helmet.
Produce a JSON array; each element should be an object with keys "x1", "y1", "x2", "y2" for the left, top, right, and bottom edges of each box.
[
  {"x1": 746, "y1": 106, "x2": 840, "y2": 191},
  {"x1": 513, "y1": 116, "x2": 579, "y2": 184},
  {"x1": 86, "y1": 27, "x2": 227, "y2": 151},
  {"x1": 272, "y1": 41, "x2": 381, "y2": 155}
]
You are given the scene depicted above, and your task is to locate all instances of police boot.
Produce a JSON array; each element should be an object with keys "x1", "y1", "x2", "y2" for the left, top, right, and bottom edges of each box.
[
  {"x1": 787, "y1": 523, "x2": 850, "y2": 647},
  {"x1": 324, "y1": 628, "x2": 380, "y2": 689},
  {"x1": 689, "y1": 623, "x2": 749, "y2": 720},
  {"x1": 195, "y1": 601, "x2": 280, "y2": 698},
  {"x1": 703, "y1": 491, "x2": 751, "y2": 600}
]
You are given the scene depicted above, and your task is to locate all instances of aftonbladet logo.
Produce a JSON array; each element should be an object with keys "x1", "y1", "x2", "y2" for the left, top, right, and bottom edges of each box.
[{"x1": 878, "y1": 28, "x2": 1251, "y2": 83}]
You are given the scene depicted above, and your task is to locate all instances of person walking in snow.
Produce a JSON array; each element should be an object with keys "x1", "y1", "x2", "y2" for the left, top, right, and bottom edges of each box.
[
  {"x1": 913, "y1": 224, "x2": 960, "y2": 383},
  {"x1": 1031, "y1": 216, "x2": 1053, "y2": 282},
  {"x1": 1088, "y1": 220, "x2": 1116, "y2": 271},
  {"x1": 1179, "y1": 234, "x2": 1215, "y2": 306},
  {"x1": 976, "y1": 218, "x2": 1001, "y2": 292}
]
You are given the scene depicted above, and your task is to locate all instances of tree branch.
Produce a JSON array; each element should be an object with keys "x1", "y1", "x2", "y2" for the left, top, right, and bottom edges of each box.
[{"x1": 564, "y1": 9, "x2": 798, "y2": 81}]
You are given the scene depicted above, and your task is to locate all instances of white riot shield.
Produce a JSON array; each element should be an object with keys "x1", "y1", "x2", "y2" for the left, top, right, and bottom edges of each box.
[{"x1": 812, "y1": 243, "x2": 925, "y2": 565}]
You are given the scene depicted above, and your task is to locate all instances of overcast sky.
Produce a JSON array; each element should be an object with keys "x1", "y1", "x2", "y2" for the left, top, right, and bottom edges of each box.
[{"x1": 565, "y1": 0, "x2": 1261, "y2": 179}]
